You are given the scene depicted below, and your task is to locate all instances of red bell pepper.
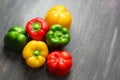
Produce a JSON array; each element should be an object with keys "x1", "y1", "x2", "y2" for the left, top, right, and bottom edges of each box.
[
  {"x1": 26, "y1": 17, "x2": 49, "y2": 41},
  {"x1": 46, "y1": 50, "x2": 72, "y2": 77}
]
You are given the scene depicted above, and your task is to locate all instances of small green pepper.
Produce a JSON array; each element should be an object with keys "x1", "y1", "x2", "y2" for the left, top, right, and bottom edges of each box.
[
  {"x1": 46, "y1": 24, "x2": 70, "y2": 49},
  {"x1": 4, "y1": 26, "x2": 28, "y2": 52}
]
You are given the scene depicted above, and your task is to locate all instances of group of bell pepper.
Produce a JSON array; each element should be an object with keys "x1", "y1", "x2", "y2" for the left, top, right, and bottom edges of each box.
[{"x1": 4, "y1": 5, "x2": 72, "y2": 77}]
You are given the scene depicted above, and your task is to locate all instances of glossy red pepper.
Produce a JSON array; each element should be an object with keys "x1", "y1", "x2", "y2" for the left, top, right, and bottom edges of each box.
[
  {"x1": 26, "y1": 17, "x2": 49, "y2": 41},
  {"x1": 46, "y1": 50, "x2": 72, "y2": 77}
]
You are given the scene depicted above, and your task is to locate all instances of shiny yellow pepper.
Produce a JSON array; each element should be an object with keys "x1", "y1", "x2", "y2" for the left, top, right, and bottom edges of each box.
[
  {"x1": 22, "y1": 40, "x2": 49, "y2": 68},
  {"x1": 45, "y1": 5, "x2": 72, "y2": 29}
]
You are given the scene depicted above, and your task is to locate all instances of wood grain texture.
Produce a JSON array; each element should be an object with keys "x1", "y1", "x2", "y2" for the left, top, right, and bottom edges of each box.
[{"x1": 0, "y1": 0, "x2": 120, "y2": 80}]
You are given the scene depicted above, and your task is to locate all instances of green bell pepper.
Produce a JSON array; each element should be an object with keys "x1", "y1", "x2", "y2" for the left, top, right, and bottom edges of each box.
[
  {"x1": 46, "y1": 24, "x2": 70, "y2": 49},
  {"x1": 4, "y1": 26, "x2": 28, "y2": 52}
]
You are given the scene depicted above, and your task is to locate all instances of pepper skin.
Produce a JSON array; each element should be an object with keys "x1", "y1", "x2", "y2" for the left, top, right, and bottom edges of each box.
[
  {"x1": 4, "y1": 26, "x2": 28, "y2": 52},
  {"x1": 22, "y1": 40, "x2": 49, "y2": 68},
  {"x1": 45, "y1": 5, "x2": 72, "y2": 29},
  {"x1": 46, "y1": 50, "x2": 72, "y2": 76},
  {"x1": 26, "y1": 17, "x2": 49, "y2": 41},
  {"x1": 46, "y1": 24, "x2": 70, "y2": 49}
]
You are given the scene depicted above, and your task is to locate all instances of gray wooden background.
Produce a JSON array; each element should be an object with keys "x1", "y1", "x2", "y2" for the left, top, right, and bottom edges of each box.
[{"x1": 0, "y1": 0, "x2": 120, "y2": 80}]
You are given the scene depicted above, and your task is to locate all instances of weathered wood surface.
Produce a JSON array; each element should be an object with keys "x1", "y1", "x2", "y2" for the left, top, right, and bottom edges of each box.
[{"x1": 0, "y1": 0, "x2": 120, "y2": 80}]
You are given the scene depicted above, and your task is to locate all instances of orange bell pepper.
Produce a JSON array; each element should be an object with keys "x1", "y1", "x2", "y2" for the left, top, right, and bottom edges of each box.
[
  {"x1": 45, "y1": 5, "x2": 72, "y2": 29},
  {"x1": 22, "y1": 40, "x2": 49, "y2": 68}
]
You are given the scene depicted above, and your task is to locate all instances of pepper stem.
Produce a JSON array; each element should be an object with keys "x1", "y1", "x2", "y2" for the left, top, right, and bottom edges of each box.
[
  {"x1": 33, "y1": 50, "x2": 41, "y2": 56},
  {"x1": 32, "y1": 22, "x2": 41, "y2": 32},
  {"x1": 55, "y1": 31, "x2": 63, "y2": 37}
]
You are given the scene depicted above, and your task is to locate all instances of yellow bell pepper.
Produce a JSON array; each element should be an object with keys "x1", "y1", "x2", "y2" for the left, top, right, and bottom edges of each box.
[
  {"x1": 22, "y1": 40, "x2": 49, "y2": 68},
  {"x1": 45, "y1": 5, "x2": 72, "y2": 29}
]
